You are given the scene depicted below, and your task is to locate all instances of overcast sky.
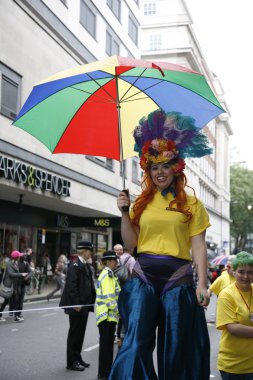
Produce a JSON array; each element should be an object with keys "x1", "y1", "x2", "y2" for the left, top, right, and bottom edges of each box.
[{"x1": 186, "y1": 0, "x2": 253, "y2": 170}]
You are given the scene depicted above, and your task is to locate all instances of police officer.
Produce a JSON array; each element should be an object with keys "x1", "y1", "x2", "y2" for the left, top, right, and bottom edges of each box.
[
  {"x1": 96, "y1": 250, "x2": 121, "y2": 379},
  {"x1": 60, "y1": 240, "x2": 96, "y2": 372}
]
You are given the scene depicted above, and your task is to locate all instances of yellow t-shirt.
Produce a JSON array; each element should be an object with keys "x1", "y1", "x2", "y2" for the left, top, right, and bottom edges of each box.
[
  {"x1": 216, "y1": 283, "x2": 253, "y2": 374},
  {"x1": 209, "y1": 272, "x2": 235, "y2": 296},
  {"x1": 132, "y1": 191, "x2": 210, "y2": 261}
]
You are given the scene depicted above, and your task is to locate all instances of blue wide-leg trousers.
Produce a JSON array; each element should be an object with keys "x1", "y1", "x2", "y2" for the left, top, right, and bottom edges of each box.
[{"x1": 109, "y1": 278, "x2": 210, "y2": 380}]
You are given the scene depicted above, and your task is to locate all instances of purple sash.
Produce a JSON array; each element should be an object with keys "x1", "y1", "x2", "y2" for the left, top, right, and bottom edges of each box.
[{"x1": 132, "y1": 253, "x2": 193, "y2": 295}]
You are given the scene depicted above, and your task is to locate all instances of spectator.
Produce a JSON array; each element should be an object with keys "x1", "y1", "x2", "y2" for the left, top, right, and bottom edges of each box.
[
  {"x1": 96, "y1": 250, "x2": 120, "y2": 380},
  {"x1": 113, "y1": 244, "x2": 136, "y2": 347},
  {"x1": 5, "y1": 251, "x2": 28, "y2": 322},
  {"x1": 46, "y1": 254, "x2": 67, "y2": 301},
  {"x1": 208, "y1": 256, "x2": 236, "y2": 297},
  {"x1": 16, "y1": 251, "x2": 33, "y2": 321},
  {"x1": 113, "y1": 244, "x2": 136, "y2": 275},
  {"x1": 216, "y1": 251, "x2": 253, "y2": 379},
  {"x1": 59, "y1": 241, "x2": 96, "y2": 372}
]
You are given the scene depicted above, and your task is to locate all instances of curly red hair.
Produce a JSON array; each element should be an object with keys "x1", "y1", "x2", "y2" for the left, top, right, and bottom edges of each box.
[{"x1": 132, "y1": 171, "x2": 196, "y2": 226}]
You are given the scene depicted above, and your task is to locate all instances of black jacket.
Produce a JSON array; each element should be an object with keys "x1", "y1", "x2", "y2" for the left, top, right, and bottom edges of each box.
[{"x1": 59, "y1": 257, "x2": 96, "y2": 315}]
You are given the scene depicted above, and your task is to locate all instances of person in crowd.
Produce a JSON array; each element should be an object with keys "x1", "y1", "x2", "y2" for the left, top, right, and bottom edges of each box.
[
  {"x1": 216, "y1": 251, "x2": 253, "y2": 379},
  {"x1": 208, "y1": 256, "x2": 236, "y2": 297},
  {"x1": 0, "y1": 254, "x2": 11, "y2": 322},
  {"x1": 24, "y1": 247, "x2": 35, "y2": 271},
  {"x1": 4, "y1": 251, "x2": 28, "y2": 322},
  {"x1": 113, "y1": 244, "x2": 136, "y2": 274},
  {"x1": 109, "y1": 109, "x2": 212, "y2": 380},
  {"x1": 47, "y1": 254, "x2": 68, "y2": 301},
  {"x1": 0, "y1": 253, "x2": 6, "y2": 284},
  {"x1": 113, "y1": 244, "x2": 136, "y2": 347},
  {"x1": 16, "y1": 251, "x2": 33, "y2": 321},
  {"x1": 96, "y1": 250, "x2": 121, "y2": 380},
  {"x1": 59, "y1": 241, "x2": 96, "y2": 372},
  {"x1": 43, "y1": 254, "x2": 52, "y2": 283}
]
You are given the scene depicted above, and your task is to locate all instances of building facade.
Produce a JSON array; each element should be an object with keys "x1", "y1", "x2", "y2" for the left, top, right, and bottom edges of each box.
[
  {"x1": 0, "y1": 0, "x2": 141, "y2": 267},
  {"x1": 0, "y1": 0, "x2": 231, "y2": 269},
  {"x1": 140, "y1": 0, "x2": 232, "y2": 255}
]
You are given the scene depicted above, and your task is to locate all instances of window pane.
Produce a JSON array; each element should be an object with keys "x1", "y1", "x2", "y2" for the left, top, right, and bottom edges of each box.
[
  {"x1": 106, "y1": 159, "x2": 113, "y2": 169},
  {"x1": 144, "y1": 2, "x2": 156, "y2": 15},
  {"x1": 132, "y1": 158, "x2": 138, "y2": 183},
  {"x1": 128, "y1": 16, "x2": 138, "y2": 45},
  {"x1": 150, "y1": 34, "x2": 162, "y2": 50},
  {"x1": 113, "y1": 0, "x2": 120, "y2": 19},
  {"x1": 112, "y1": 39, "x2": 119, "y2": 55},
  {"x1": 2, "y1": 76, "x2": 18, "y2": 113},
  {"x1": 80, "y1": 1, "x2": 96, "y2": 37},
  {"x1": 106, "y1": 31, "x2": 112, "y2": 55},
  {"x1": 107, "y1": 0, "x2": 121, "y2": 19}
]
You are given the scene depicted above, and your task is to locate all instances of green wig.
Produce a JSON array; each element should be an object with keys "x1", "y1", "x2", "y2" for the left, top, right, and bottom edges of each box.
[{"x1": 232, "y1": 251, "x2": 253, "y2": 270}]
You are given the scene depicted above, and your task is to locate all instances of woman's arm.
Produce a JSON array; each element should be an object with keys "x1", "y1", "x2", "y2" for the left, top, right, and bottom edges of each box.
[
  {"x1": 117, "y1": 191, "x2": 139, "y2": 249},
  {"x1": 226, "y1": 323, "x2": 253, "y2": 338},
  {"x1": 191, "y1": 230, "x2": 210, "y2": 307}
]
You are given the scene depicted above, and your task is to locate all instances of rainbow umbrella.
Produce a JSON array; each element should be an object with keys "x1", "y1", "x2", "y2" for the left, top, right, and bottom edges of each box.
[
  {"x1": 13, "y1": 55, "x2": 225, "y2": 187},
  {"x1": 211, "y1": 255, "x2": 230, "y2": 266}
]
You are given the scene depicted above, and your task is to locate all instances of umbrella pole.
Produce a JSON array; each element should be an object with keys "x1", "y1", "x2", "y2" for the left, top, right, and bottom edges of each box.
[
  {"x1": 116, "y1": 103, "x2": 126, "y2": 190},
  {"x1": 115, "y1": 76, "x2": 126, "y2": 190},
  {"x1": 116, "y1": 76, "x2": 129, "y2": 212}
]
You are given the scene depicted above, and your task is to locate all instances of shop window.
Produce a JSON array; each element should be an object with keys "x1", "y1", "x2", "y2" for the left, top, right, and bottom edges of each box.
[
  {"x1": 80, "y1": 0, "x2": 96, "y2": 38},
  {"x1": 96, "y1": 234, "x2": 108, "y2": 255},
  {"x1": 19, "y1": 226, "x2": 32, "y2": 253},
  {"x1": 0, "y1": 63, "x2": 21, "y2": 120}
]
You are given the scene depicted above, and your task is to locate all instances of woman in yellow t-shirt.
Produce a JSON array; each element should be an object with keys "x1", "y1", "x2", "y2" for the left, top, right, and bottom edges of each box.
[
  {"x1": 216, "y1": 251, "x2": 253, "y2": 380},
  {"x1": 109, "y1": 109, "x2": 212, "y2": 380}
]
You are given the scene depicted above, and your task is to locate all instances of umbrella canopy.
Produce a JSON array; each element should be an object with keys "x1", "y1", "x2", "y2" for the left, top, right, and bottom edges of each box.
[
  {"x1": 211, "y1": 255, "x2": 230, "y2": 266},
  {"x1": 13, "y1": 56, "x2": 225, "y2": 185}
]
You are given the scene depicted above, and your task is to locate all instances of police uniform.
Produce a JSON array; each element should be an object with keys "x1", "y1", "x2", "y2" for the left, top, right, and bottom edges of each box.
[
  {"x1": 96, "y1": 251, "x2": 121, "y2": 379},
  {"x1": 59, "y1": 241, "x2": 96, "y2": 371}
]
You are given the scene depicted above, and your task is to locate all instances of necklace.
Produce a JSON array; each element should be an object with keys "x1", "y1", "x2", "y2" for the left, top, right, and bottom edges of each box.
[{"x1": 235, "y1": 283, "x2": 253, "y2": 321}]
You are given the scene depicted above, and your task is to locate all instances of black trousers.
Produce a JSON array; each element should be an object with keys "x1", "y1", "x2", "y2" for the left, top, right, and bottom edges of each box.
[
  {"x1": 13, "y1": 286, "x2": 26, "y2": 317},
  {"x1": 220, "y1": 371, "x2": 253, "y2": 380},
  {"x1": 98, "y1": 321, "x2": 116, "y2": 377},
  {"x1": 67, "y1": 313, "x2": 89, "y2": 365}
]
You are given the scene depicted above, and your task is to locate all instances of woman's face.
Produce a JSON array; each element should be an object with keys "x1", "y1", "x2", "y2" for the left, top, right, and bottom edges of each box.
[
  {"x1": 233, "y1": 264, "x2": 253, "y2": 291},
  {"x1": 106, "y1": 259, "x2": 118, "y2": 270},
  {"x1": 150, "y1": 162, "x2": 174, "y2": 192}
]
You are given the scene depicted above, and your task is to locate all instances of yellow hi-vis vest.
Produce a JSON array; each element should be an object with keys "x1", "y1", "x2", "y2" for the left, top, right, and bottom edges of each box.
[{"x1": 96, "y1": 267, "x2": 121, "y2": 326}]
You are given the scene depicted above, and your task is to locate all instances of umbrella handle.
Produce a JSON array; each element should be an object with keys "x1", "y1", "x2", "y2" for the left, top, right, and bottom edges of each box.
[{"x1": 121, "y1": 189, "x2": 129, "y2": 212}]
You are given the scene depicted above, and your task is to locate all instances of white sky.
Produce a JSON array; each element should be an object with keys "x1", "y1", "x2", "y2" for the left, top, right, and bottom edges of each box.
[{"x1": 186, "y1": 0, "x2": 253, "y2": 170}]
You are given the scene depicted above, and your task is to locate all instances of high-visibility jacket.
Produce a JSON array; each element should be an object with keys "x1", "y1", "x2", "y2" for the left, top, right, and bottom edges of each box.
[{"x1": 96, "y1": 267, "x2": 121, "y2": 326}]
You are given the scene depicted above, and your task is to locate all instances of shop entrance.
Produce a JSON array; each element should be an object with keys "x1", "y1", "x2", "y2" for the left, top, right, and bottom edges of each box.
[{"x1": 37, "y1": 229, "x2": 71, "y2": 271}]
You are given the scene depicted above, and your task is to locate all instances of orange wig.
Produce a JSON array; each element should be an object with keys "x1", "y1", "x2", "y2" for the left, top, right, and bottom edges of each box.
[{"x1": 132, "y1": 171, "x2": 196, "y2": 226}]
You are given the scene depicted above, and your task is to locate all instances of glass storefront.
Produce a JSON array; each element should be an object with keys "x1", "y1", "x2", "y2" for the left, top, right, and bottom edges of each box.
[{"x1": 0, "y1": 223, "x2": 33, "y2": 255}]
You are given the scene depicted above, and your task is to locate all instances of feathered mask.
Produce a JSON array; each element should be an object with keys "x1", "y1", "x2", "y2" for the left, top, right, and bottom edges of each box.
[{"x1": 133, "y1": 109, "x2": 212, "y2": 173}]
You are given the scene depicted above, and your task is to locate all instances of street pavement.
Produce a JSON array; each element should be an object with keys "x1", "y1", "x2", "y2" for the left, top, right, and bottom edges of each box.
[{"x1": 0, "y1": 279, "x2": 222, "y2": 380}]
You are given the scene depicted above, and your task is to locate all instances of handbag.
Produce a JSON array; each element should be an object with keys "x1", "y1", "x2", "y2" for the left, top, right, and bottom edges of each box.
[
  {"x1": 113, "y1": 256, "x2": 131, "y2": 285},
  {"x1": 0, "y1": 270, "x2": 14, "y2": 299}
]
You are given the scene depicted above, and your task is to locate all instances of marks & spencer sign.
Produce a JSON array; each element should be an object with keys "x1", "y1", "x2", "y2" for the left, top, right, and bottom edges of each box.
[{"x1": 0, "y1": 155, "x2": 71, "y2": 197}]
